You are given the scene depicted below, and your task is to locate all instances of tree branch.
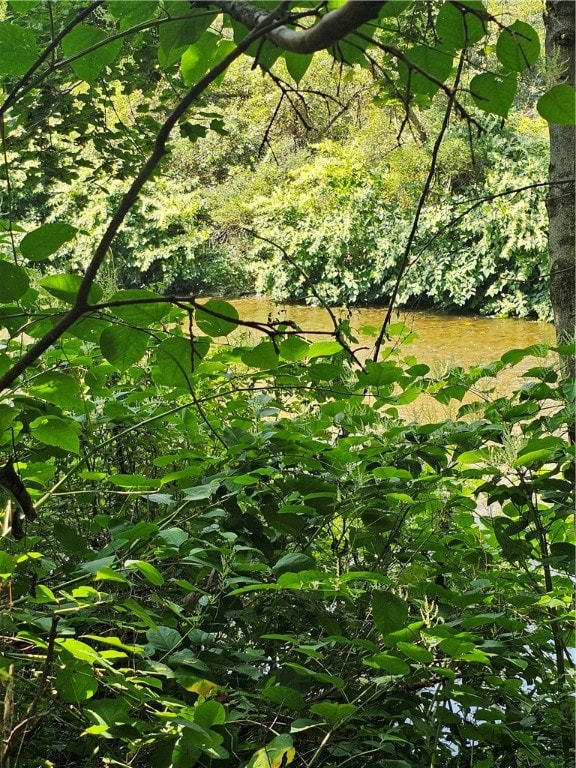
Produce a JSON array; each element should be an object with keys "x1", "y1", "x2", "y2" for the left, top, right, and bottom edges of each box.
[{"x1": 210, "y1": 0, "x2": 386, "y2": 54}]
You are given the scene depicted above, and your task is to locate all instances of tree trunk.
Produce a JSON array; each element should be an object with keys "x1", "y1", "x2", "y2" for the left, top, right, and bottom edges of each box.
[{"x1": 544, "y1": 0, "x2": 575, "y2": 379}]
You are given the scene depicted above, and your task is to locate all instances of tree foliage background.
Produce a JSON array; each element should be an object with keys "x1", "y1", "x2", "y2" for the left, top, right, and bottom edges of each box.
[{"x1": 0, "y1": 2, "x2": 573, "y2": 767}]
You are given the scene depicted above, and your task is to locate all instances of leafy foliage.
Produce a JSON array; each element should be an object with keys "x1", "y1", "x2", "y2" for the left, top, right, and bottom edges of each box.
[{"x1": 0, "y1": 2, "x2": 573, "y2": 767}]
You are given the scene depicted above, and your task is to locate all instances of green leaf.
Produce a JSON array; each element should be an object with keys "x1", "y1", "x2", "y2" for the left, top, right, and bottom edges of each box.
[
  {"x1": 58, "y1": 638, "x2": 101, "y2": 664},
  {"x1": 241, "y1": 341, "x2": 279, "y2": 369},
  {"x1": 0, "y1": 22, "x2": 37, "y2": 76},
  {"x1": 372, "y1": 591, "x2": 408, "y2": 635},
  {"x1": 108, "y1": 1, "x2": 159, "y2": 28},
  {"x1": 272, "y1": 552, "x2": 316, "y2": 576},
  {"x1": 396, "y1": 642, "x2": 434, "y2": 663},
  {"x1": 193, "y1": 700, "x2": 227, "y2": 729},
  {"x1": 496, "y1": 21, "x2": 540, "y2": 72},
  {"x1": 196, "y1": 299, "x2": 239, "y2": 337},
  {"x1": 306, "y1": 341, "x2": 343, "y2": 359},
  {"x1": 279, "y1": 336, "x2": 309, "y2": 361},
  {"x1": 20, "y1": 223, "x2": 77, "y2": 262},
  {"x1": 55, "y1": 663, "x2": 98, "y2": 703},
  {"x1": 363, "y1": 653, "x2": 411, "y2": 675},
  {"x1": 62, "y1": 24, "x2": 123, "y2": 84},
  {"x1": 537, "y1": 84, "x2": 576, "y2": 125},
  {"x1": 398, "y1": 45, "x2": 454, "y2": 97},
  {"x1": 284, "y1": 51, "x2": 313, "y2": 84},
  {"x1": 100, "y1": 325, "x2": 149, "y2": 371},
  {"x1": 39, "y1": 273, "x2": 102, "y2": 305},
  {"x1": 261, "y1": 685, "x2": 306, "y2": 711},
  {"x1": 247, "y1": 734, "x2": 295, "y2": 768},
  {"x1": 28, "y1": 372, "x2": 82, "y2": 408},
  {"x1": 146, "y1": 626, "x2": 182, "y2": 653},
  {"x1": 435, "y1": 1, "x2": 487, "y2": 50},
  {"x1": 30, "y1": 415, "x2": 81, "y2": 454},
  {"x1": 181, "y1": 31, "x2": 219, "y2": 85},
  {"x1": 154, "y1": 336, "x2": 200, "y2": 388},
  {"x1": 0, "y1": 261, "x2": 29, "y2": 302},
  {"x1": 309, "y1": 702, "x2": 358, "y2": 726},
  {"x1": 159, "y1": 11, "x2": 216, "y2": 68},
  {"x1": 470, "y1": 72, "x2": 517, "y2": 117},
  {"x1": 108, "y1": 289, "x2": 169, "y2": 324},
  {"x1": 125, "y1": 559, "x2": 165, "y2": 586}
]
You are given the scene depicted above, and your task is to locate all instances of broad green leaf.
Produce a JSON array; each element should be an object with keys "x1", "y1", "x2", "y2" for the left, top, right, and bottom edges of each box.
[
  {"x1": 0, "y1": 23, "x2": 37, "y2": 76},
  {"x1": 241, "y1": 340, "x2": 279, "y2": 369},
  {"x1": 30, "y1": 415, "x2": 81, "y2": 454},
  {"x1": 537, "y1": 84, "x2": 576, "y2": 125},
  {"x1": 363, "y1": 653, "x2": 411, "y2": 675},
  {"x1": 9, "y1": 1, "x2": 42, "y2": 13},
  {"x1": 309, "y1": 703, "x2": 357, "y2": 726},
  {"x1": 0, "y1": 261, "x2": 29, "y2": 302},
  {"x1": 436, "y1": 1, "x2": 487, "y2": 50},
  {"x1": 108, "y1": 474, "x2": 157, "y2": 489},
  {"x1": 107, "y1": 1, "x2": 159, "y2": 29},
  {"x1": 396, "y1": 642, "x2": 434, "y2": 663},
  {"x1": 372, "y1": 591, "x2": 408, "y2": 635},
  {"x1": 470, "y1": 72, "x2": 517, "y2": 117},
  {"x1": 193, "y1": 700, "x2": 227, "y2": 729},
  {"x1": 279, "y1": 336, "x2": 309, "y2": 361},
  {"x1": 100, "y1": 325, "x2": 149, "y2": 371},
  {"x1": 496, "y1": 21, "x2": 540, "y2": 72},
  {"x1": 272, "y1": 552, "x2": 316, "y2": 576},
  {"x1": 261, "y1": 685, "x2": 306, "y2": 711},
  {"x1": 20, "y1": 223, "x2": 77, "y2": 262},
  {"x1": 62, "y1": 24, "x2": 123, "y2": 84},
  {"x1": 454, "y1": 449, "x2": 489, "y2": 465},
  {"x1": 196, "y1": 299, "x2": 239, "y2": 337},
  {"x1": 108, "y1": 289, "x2": 169, "y2": 324},
  {"x1": 306, "y1": 341, "x2": 343, "y2": 359},
  {"x1": 84, "y1": 697, "x2": 130, "y2": 727},
  {"x1": 159, "y1": 11, "x2": 216, "y2": 68},
  {"x1": 154, "y1": 336, "x2": 196, "y2": 388},
  {"x1": 181, "y1": 31, "x2": 219, "y2": 85},
  {"x1": 146, "y1": 626, "x2": 182, "y2": 653},
  {"x1": 28, "y1": 372, "x2": 82, "y2": 409},
  {"x1": 398, "y1": 45, "x2": 454, "y2": 97},
  {"x1": 125, "y1": 559, "x2": 165, "y2": 586},
  {"x1": 58, "y1": 638, "x2": 101, "y2": 664},
  {"x1": 55, "y1": 664, "x2": 98, "y2": 703},
  {"x1": 284, "y1": 51, "x2": 313, "y2": 84},
  {"x1": 501, "y1": 344, "x2": 549, "y2": 365},
  {"x1": 39, "y1": 273, "x2": 103, "y2": 305},
  {"x1": 247, "y1": 734, "x2": 295, "y2": 768}
]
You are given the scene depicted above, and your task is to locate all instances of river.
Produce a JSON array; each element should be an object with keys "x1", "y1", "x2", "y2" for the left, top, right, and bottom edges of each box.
[{"x1": 216, "y1": 299, "x2": 557, "y2": 415}]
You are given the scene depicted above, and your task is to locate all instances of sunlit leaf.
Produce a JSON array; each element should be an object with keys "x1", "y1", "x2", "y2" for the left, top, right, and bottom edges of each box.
[
  {"x1": 30, "y1": 415, "x2": 80, "y2": 454},
  {"x1": 247, "y1": 734, "x2": 295, "y2": 768},
  {"x1": 470, "y1": 72, "x2": 517, "y2": 117},
  {"x1": 62, "y1": 24, "x2": 123, "y2": 84},
  {"x1": 0, "y1": 261, "x2": 29, "y2": 302},
  {"x1": 196, "y1": 299, "x2": 239, "y2": 337},
  {"x1": 496, "y1": 21, "x2": 540, "y2": 72},
  {"x1": 20, "y1": 223, "x2": 77, "y2": 262},
  {"x1": 100, "y1": 325, "x2": 149, "y2": 371},
  {"x1": 0, "y1": 22, "x2": 37, "y2": 75},
  {"x1": 537, "y1": 83, "x2": 576, "y2": 125}
]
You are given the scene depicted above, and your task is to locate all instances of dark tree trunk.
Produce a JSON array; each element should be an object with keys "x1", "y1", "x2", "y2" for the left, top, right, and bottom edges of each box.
[{"x1": 544, "y1": 1, "x2": 575, "y2": 379}]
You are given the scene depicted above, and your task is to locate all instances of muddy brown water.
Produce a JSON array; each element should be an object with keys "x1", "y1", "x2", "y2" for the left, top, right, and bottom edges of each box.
[{"x1": 219, "y1": 298, "x2": 555, "y2": 395}]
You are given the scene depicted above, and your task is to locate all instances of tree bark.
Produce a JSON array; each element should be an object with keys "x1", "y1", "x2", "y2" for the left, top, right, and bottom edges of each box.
[
  {"x1": 544, "y1": 0, "x2": 575, "y2": 379},
  {"x1": 210, "y1": 0, "x2": 386, "y2": 54}
]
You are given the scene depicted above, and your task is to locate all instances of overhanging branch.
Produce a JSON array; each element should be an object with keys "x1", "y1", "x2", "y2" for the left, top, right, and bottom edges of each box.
[{"x1": 210, "y1": 0, "x2": 386, "y2": 54}]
